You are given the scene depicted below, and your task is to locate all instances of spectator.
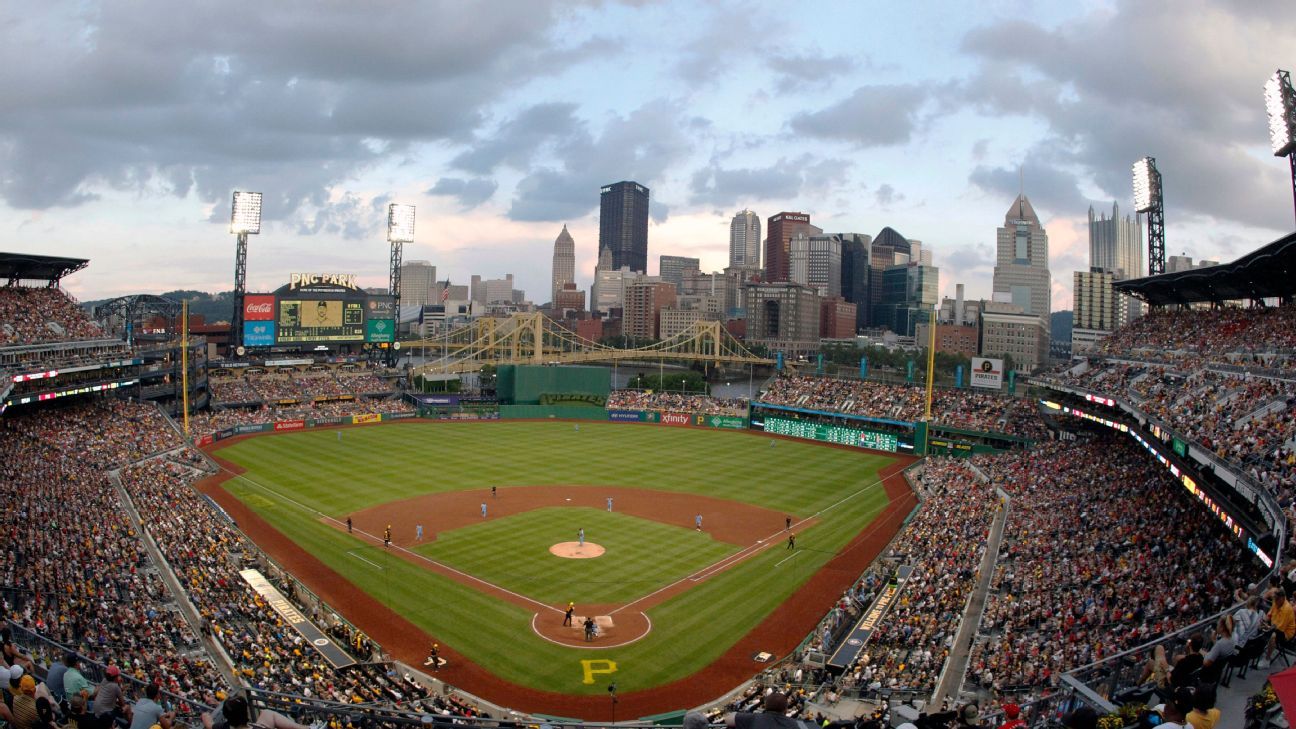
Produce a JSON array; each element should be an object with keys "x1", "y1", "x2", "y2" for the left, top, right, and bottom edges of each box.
[
  {"x1": 91, "y1": 666, "x2": 131, "y2": 728},
  {"x1": 1185, "y1": 684, "x2": 1220, "y2": 729},
  {"x1": 1260, "y1": 591, "x2": 1296, "y2": 667},
  {"x1": 63, "y1": 656, "x2": 93, "y2": 703},
  {"x1": 725, "y1": 691, "x2": 798, "y2": 729},
  {"x1": 128, "y1": 684, "x2": 173, "y2": 729}
]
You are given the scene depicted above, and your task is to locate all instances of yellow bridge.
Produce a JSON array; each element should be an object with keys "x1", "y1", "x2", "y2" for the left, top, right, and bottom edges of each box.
[{"x1": 407, "y1": 312, "x2": 774, "y2": 376}]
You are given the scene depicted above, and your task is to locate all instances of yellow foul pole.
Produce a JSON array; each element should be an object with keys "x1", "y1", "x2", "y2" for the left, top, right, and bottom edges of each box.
[
  {"x1": 923, "y1": 308, "x2": 936, "y2": 447},
  {"x1": 181, "y1": 300, "x2": 190, "y2": 439}
]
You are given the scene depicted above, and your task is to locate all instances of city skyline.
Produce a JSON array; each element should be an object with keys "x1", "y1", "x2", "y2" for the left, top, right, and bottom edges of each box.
[{"x1": 0, "y1": 1, "x2": 1293, "y2": 311}]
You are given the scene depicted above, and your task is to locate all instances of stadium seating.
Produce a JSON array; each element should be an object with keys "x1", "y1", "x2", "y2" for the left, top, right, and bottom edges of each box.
[
  {"x1": 757, "y1": 376, "x2": 1046, "y2": 439},
  {"x1": 606, "y1": 390, "x2": 747, "y2": 416},
  {"x1": 0, "y1": 286, "x2": 103, "y2": 346}
]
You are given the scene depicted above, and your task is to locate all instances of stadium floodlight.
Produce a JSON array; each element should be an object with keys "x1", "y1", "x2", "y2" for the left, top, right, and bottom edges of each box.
[
  {"x1": 387, "y1": 203, "x2": 416, "y2": 243},
  {"x1": 1264, "y1": 69, "x2": 1296, "y2": 157},
  {"x1": 1132, "y1": 157, "x2": 1159, "y2": 213},
  {"x1": 230, "y1": 191, "x2": 263, "y2": 235}
]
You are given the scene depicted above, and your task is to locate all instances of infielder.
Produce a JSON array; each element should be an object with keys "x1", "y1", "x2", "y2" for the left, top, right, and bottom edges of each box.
[
  {"x1": 481, "y1": 502, "x2": 488, "y2": 518},
  {"x1": 695, "y1": 513, "x2": 703, "y2": 531},
  {"x1": 606, "y1": 497, "x2": 613, "y2": 512}
]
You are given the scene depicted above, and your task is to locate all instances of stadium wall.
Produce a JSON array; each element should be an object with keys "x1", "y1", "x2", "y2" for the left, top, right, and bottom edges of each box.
[{"x1": 496, "y1": 365, "x2": 610, "y2": 405}]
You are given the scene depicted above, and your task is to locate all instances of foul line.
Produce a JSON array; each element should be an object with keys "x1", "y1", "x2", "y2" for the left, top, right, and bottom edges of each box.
[
  {"x1": 346, "y1": 550, "x2": 384, "y2": 570},
  {"x1": 611, "y1": 467, "x2": 906, "y2": 615},
  {"x1": 217, "y1": 465, "x2": 562, "y2": 614},
  {"x1": 774, "y1": 551, "x2": 802, "y2": 567}
]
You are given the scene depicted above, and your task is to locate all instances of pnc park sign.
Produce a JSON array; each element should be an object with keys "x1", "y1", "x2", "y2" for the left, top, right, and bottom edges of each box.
[{"x1": 288, "y1": 273, "x2": 360, "y2": 290}]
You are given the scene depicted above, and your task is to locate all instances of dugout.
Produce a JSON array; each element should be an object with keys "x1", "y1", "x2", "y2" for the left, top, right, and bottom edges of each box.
[{"x1": 495, "y1": 365, "x2": 610, "y2": 406}]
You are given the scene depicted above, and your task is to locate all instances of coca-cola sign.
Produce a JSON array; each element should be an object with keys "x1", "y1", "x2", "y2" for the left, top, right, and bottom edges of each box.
[{"x1": 244, "y1": 294, "x2": 276, "y2": 320}]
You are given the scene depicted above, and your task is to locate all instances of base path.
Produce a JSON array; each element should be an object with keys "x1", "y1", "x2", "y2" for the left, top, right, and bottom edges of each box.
[{"x1": 198, "y1": 426, "x2": 917, "y2": 720}]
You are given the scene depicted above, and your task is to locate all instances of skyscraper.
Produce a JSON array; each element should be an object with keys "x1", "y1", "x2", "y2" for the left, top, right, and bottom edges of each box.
[
  {"x1": 658, "y1": 255, "x2": 700, "y2": 290},
  {"x1": 551, "y1": 224, "x2": 575, "y2": 303},
  {"x1": 991, "y1": 194, "x2": 1051, "y2": 369},
  {"x1": 599, "y1": 181, "x2": 650, "y2": 274},
  {"x1": 869, "y1": 227, "x2": 911, "y2": 327},
  {"x1": 764, "y1": 212, "x2": 820, "y2": 283},
  {"x1": 838, "y1": 233, "x2": 872, "y2": 331},
  {"x1": 398, "y1": 260, "x2": 437, "y2": 308},
  {"x1": 789, "y1": 233, "x2": 842, "y2": 298},
  {"x1": 729, "y1": 209, "x2": 761, "y2": 270},
  {"x1": 1088, "y1": 202, "x2": 1143, "y2": 279}
]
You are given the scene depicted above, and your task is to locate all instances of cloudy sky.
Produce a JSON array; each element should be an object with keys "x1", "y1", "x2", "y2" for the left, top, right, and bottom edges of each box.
[{"x1": 2, "y1": 0, "x2": 1294, "y2": 311}]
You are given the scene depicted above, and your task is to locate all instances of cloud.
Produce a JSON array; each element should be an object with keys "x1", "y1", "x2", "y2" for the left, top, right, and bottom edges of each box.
[
  {"x1": 427, "y1": 177, "x2": 499, "y2": 210},
  {"x1": 957, "y1": 0, "x2": 1296, "y2": 232},
  {"x1": 874, "y1": 183, "x2": 904, "y2": 209},
  {"x1": 788, "y1": 85, "x2": 929, "y2": 146},
  {"x1": 0, "y1": 0, "x2": 582, "y2": 213},
  {"x1": 967, "y1": 148, "x2": 1088, "y2": 220},
  {"x1": 688, "y1": 158, "x2": 811, "y2": 208},
  {"x1": 766, "y1": 51, "x2": 859, "y2": 93}
]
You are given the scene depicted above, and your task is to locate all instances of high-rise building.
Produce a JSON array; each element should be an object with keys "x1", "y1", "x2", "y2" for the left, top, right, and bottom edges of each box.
[
  {"x1": 879, "y1": 259, "x2": 939, "y2": 336},
  {"x1": 764, "y1": 212, "x2": 820, "y2": 283},
  {"x1": 658, "y1": 255, "x2": 700, "y2": 290},
  {"x1": 1071, "y1": 268, "x2": 1125, "y2": 354},
  {"x1": 398, "y1": 260, "x2": 437, "y2": 308},
  {"x1": 623, "y1": 281, "x2": 676, "y2": 340},
  {"x1": 553, "y1": 282, "x2": 586, "y2": 316},
  {"x1": 979, "y1": 300, "x2": 1047, "y2": 372},
  {"x1": 599, "y1": 181, "x2": 650, "y2": 274},
  {"x1": 729, "y1": 210, "x2": 761, "y2": 270},
  {"x1": 789, "y1": 233, "x2": 842, "y2": 298},
  {"x1": 869, "y1": 227, "x2": 911, "y2": 327},
  {"x1": 819, "y1": 296, "x2": 857, "y2": 339},
  {"x1": 483, "y1": 274, "x2": 515, "y2": 304},
  {"x1": 991, "y1": 194, "x2": 1051, "y2": 367},
  {"x1": 744, "y1": 282, "x2": 822, "y2": 355},
  {"x1": 837, "y1": 233, "x2": 872, "y2": 331},
  {"x1": 551, "y1": 225, "x2": 575, "y2": 303},
  {"x1": 1088, "y1": 202, "x2": 1143, "y2": 279}
]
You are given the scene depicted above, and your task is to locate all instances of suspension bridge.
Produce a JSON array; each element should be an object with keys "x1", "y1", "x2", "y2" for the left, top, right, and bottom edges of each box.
[{"x1": 406, "y1": 312, "x2": 775, "y2": 377}]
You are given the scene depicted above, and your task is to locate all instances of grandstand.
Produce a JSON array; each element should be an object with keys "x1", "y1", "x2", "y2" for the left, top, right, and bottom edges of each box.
[{"x1": 2, "y1": 243, "x2": 1294, "y2": 729}]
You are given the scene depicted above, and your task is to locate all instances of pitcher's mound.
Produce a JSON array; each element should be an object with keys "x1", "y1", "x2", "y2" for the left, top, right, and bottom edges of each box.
[{"x1": 550, "y1": 541, "x2": 605, "y2": 558}]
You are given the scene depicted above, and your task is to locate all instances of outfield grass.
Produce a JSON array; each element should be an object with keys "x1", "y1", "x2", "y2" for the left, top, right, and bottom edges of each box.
[
  {"x1": 217, "y1": 421, "x2": 897, "y2": 697},
  {"x1": 416, "y1": 507, "x2": 737, "y2": 604}
]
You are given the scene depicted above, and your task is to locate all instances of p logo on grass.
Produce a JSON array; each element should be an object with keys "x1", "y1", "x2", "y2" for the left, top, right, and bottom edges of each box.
[{"x1": 580, "y1": 659, "x2": 617, "y2": 685}]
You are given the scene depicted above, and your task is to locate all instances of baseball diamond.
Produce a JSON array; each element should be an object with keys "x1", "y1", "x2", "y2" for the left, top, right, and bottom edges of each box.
[{"x1": 200, "y1": 419, "x2": 914, "y2": 716}]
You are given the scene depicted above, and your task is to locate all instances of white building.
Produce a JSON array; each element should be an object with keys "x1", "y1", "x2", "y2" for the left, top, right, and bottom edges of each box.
[
  {"x1": 551, "y1": 225, "x2": 575, "y2": 303},
  {"x1": 398, "y1": 260, "x2": 437, "y2": 308},
  {"x1": 789, "y1": 233, "x2": 842, "y2": 298},
  {"x1": 729, "y1": 209, "x2": 761, "y2": 271},
  {"x1": 991, "y1": 194, "x2": 1051, "y2": 359}
]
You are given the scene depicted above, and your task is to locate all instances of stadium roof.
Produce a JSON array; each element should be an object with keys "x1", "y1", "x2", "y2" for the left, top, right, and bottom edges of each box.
[
  {"x1": 1114, "y1": 230, "x2": 1296, "y2": 306},
  {"x1": 0, "y1": 251, "x2": 89, "y2": 284}
]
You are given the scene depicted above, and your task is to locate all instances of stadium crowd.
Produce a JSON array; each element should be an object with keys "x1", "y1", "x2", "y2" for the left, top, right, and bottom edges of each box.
[
  {"x1": 757, "y1": 376, "x2": 1045, "y2": 439},
  {"x1": 826, "y1": 459, "x2": 996, "y2": 697},
  {"x1": 188, "y1": 399, "x2": 415, "y2": 437},
  {"x1": 209, "y1": 370, "x2": 397, "y2": 406},
  {"x1": 605, "y1": 390, "x2": 747, "y2": 416},
  {"x1": 0, "y1": 286, "x2": 103, "y2": 346},
  {"x1": 964, "y1": 437, "x2": 1263, "y2": 700}
]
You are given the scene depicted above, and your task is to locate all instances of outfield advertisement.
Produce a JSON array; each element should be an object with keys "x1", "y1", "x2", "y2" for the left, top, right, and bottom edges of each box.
[
  {"x1": 609, "y1": 410, "x2": 645, "y2": 422},
  {"x1": 660, "y1": 412, "x2": 691, "y2": 426},
  {"x1": 762, "y1": 416, "x2": 899, "y2": 452},
  {"x1": 695, "y1": 414, "x2": 746, "y2": 429},
  {"x1": 274, "y1": 420, "x2": 305, "y2": 431},
  {"x1": 352, "y1": 413, "x2": 382, "y2": 424},
  {"x1": 384, "y1": 412, "x2": 416, "y2": 420}
]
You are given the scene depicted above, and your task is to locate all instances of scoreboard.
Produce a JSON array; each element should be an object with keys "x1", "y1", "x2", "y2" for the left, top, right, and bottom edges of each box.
[
  {"x1": 242, "y1": 272, "x2": 395, "y2": 349},
  {"x1": 763, "y1": 416, "x2": 899, "y2": 452}
]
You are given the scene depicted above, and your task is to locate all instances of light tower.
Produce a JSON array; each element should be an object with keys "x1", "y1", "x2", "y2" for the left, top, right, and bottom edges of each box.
[
  {"x1": 1265, "y1": 69, "x2": 1296, "y2": 225},
  {"x1": 229, "y1": 191, "x2": 262, "y2": 352},
  {"x1": 386, "y1": 204, "x2": 415, "y2": 358},
  {"x1": 1132, "y1": 157, "x2": 1164, "y2": 275}
]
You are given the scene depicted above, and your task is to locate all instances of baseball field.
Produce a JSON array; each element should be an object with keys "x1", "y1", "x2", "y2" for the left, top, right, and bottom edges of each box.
[{"x1": 201, "y1": 420, "x2": 915, "y2": 718}]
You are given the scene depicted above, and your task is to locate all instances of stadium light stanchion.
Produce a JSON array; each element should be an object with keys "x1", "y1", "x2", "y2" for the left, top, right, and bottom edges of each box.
[
  {"x1": 182, "y1": 299, "x2": 190, "y2": 439},
  {"x1": 387, "y1": 204, "x2": 416, "y2": 366},
  {"x1": 1132, "y1": 157, "x2": 1165, "y2": 275},
  {"x1": 229, "y1": 191, "x2": 263, "y2": 354},
  {"x1": 1264, "y1": 69, "x2": 1296, "y2": 225}
]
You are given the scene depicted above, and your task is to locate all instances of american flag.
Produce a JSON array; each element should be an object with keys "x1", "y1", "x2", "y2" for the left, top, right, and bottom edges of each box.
[{"x1": 441, "y1": 279, "x2": 451, "y2": 302}]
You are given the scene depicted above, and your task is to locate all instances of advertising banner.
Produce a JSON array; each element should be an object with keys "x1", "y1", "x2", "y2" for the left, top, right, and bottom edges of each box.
[
  {"x1": 366, "y1": 297, "x2": 395, "y2": 320},
  {"x1": 970, "y1": 357, "x2": 1004, "y2": 389},
  {"x1": 243, "y1": 321, "x2": 276, "y2": 347},
  {"x1": 609, "y1": 410, "x2": 645, "y2": 422},
  {"x1": 383, "y1": 412, "x2": 416, "y2": 420},
  {"x1": 312, "y1": 416, "x2": 347, "y2": 426},
  {"x1": 243, "y1": 295, "x2": 276, "y2": 321},
  {"x1": 419, "y1": 395, "x2": 460, "y2": 406},
  {"x1": 955, "y1": 365, "x2": 964, "y2": 389},
  {"x1": 365, "y1": 318, "x2": 395, "y2": 343},
  {"x1": 274, "y1": 420, "x2": 305, "y2": 432},
  {"x1": 195, "y1": 434, "x2": 214, "y2": 447},
  {"x1": 905, "y1": 360, "x2": 915, "y2": 383},
  {"x1": 660, "y1": 412, "x2": 691, "y2": 426},
  {"x1": 696, "y1": 414, "x2": 745, "y2": 429},
  {"x1": 214, "y1": 428, "x2": 236, "y2": 442},
  {"x1": 352, "y1": 413, "x2": 382, "y2": 425},
  {"x1": 236, "y1": 423, "x2": 271, "y2": 434},
  {"x1": 239, "y1": 569, "x2": 354, "y2": 669}
]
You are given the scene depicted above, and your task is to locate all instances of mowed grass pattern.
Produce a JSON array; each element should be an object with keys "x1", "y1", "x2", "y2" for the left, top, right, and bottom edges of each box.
[
  {"x1": 218, "y1": 421, "x2": 897, "y2": 697},
  {"x1": 417, "y1": 507, "x2": 737, "y2": 604}
]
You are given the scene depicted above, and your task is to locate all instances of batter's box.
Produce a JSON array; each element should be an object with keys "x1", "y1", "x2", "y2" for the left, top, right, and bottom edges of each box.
[{"x1": 571, "y1": 615, "x2": 615, "y2": 629}]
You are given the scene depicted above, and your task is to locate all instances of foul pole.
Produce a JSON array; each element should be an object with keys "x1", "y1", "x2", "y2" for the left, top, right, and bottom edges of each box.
[{"x1": 181, "y1": 299, "x2": 191, "y2": 438}]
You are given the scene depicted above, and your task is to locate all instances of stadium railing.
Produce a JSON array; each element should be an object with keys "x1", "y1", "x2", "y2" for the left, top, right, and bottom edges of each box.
[{"x1": 6, "y1": 619, "x2": 216, "y2": 722}]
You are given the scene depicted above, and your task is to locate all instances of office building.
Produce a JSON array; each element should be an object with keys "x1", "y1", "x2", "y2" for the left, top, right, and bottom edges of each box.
[
  {"x1": 838, "y1": 233, "x2": 872, "y2": 332},
  {"x1": 979, "y1": 300, "x2": 1047, "y2": 372},
  {"x1": 553, "y1": 282, "x2": 585, "y2": 316},
  {"x1": 869, "y1": 227, "x2": 912, "y2": 327},
  {"x1": 659, "y1": 308, "x2": 706, "y2": 341},
  {"x1": 879, "y1": 260, "x2": 939, "y2": 337},
  {"x1": 398, "y1": 260, "x2": 437, "y2": 308},
  {"x1": 744, "y1": 282, "x2": 821, "y2": 355},
  {"x1": 624, "y1": 281, "x2": 676, "y2": 340},
  {"x1": 789, "y1": 233, "x2": 842, "y2": 298},
  {"x1": 819, "y1": 296, "x2": 857, "y2": 339},
  {"x1": 551, "y1": 225, "x2": 576, "y2": 303},
  {"x1": 729, "y1": 209, "x2": 761, "y2": 271},
  {"x1": 1088, "y1": 202, "x2": 1143, "y2": 279},
  {"x1": 659, "y1": 255, "x2": 700, "y2": 290},
  {"x1": 914, "y1": 322, "x2": 979, "y2": 358},
  {"x1": 599, "y1": 181, "x2": 650, "y2": 273},
  {"x1": 764, "y1": 212, "x2": 820, "y2": 283},
  {"x1": 991, "y1": 194, "x2": 1051, "y2": 360}
]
